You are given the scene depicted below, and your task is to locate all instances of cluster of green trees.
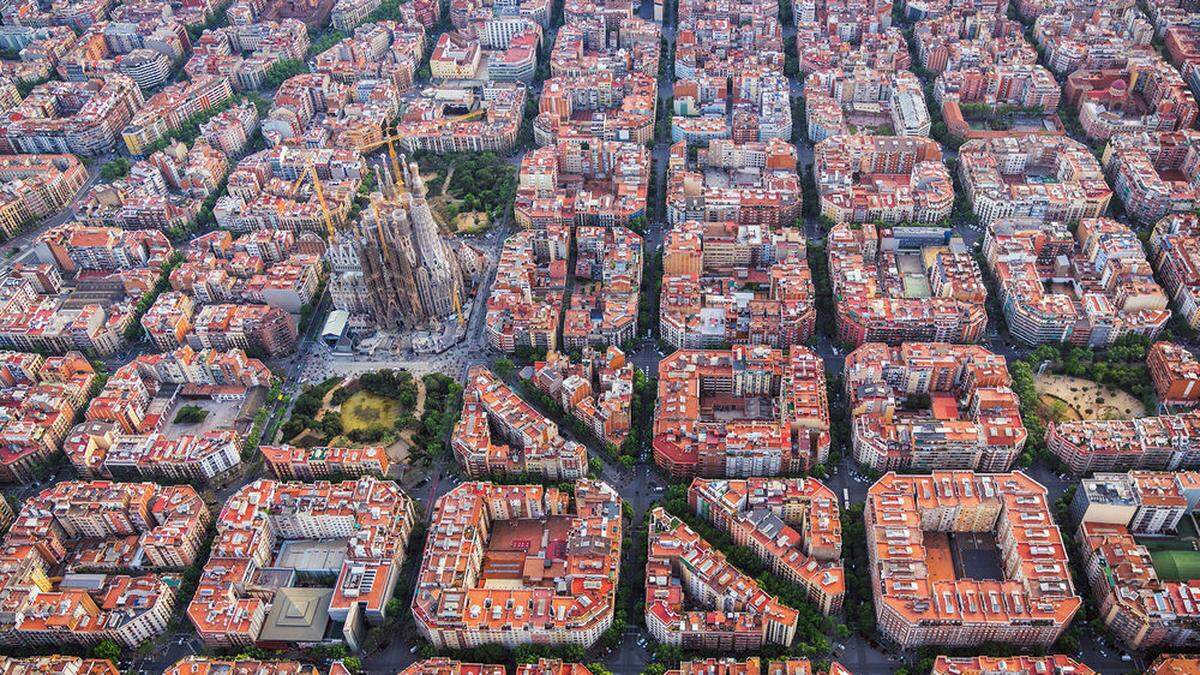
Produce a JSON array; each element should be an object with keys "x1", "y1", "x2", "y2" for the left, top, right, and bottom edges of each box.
[
  {"x1": 279, "y1": 370, "x2": 434, "y2": 447},
  {"x1": 359, "y1": 368, "x2": 420, "y2": 405},
  {"x1": 638, "y1": 251, "x2": 662, "y2": 339},
  {"x1": 123, "y1": 252, "x2": 184, "y2": 341},
  {"x1": 413, "y1": 151, "x2": 517, "y2": 224},
  {"x1": 412, "y1": 373, "x2": 464, "y2": 460},
  {"x1": 173, "y1": 405, "x2": 209, "y2": 424},
  {"x1": 15, "y1": 76, "x2": 49, "y2": 99},
  {"x1": 91, "y1": 639, "x2": 122, "y2": 662},
  {"x1": 620, "y1": 368, "x2": 654, "y2": 468},
  {"x1": 307, "y1": 30, "x2": 347, "y2": 60},
  {"x1": 446, "y1": 153, "x2": 517, "y2": 215},
  {"x1": 840, "y1": 504, "x2": 877, "y2": 640},
  {"x1": 806, "y1": 242, "x2": 835, "y2": 338},
  {"x1": 658, "y1": 485, "x2": 838, "y2": 661},
  {"x1": 280, "y1": 377, "x2": 344, "y2": 442},
  {"x1": 263, "y1": 59, "x2": 309, "y2": 89},
  {"x1": 656, "y1": 96, "x2": 674, "y2": 142},
  {"x1": 138, "y1": 96, "x2": 241, "y2": 157},
  {"x1": 186, "y1": 0, "x2": 231, "y2": 41},
  {"x1": 243, "y1": 381, "x2": 282, "y2": 457},
  {"x1": 100, "y1": 158, "x2": 132, "y2": 181}
]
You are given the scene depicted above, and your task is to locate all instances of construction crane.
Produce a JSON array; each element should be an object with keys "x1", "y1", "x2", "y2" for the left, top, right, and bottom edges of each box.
[
  {"x1": 307, "y1": 163, "x2": 336, "y2": 240},
  {"x1": 452, "y1": 285, "x2": 464, "y2": 326}
]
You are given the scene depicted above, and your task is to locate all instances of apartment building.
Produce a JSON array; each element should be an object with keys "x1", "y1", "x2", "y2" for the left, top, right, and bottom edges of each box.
[
  {"x1": 1033, "y1": 5, "x2": 1155, "y2": 75},
  {"x1": 645, "y1": 507, "x2": 799, "y2": 651},
  {"x1": 515, "y1": 140, "x2": 649, "y2": 228},
  {"x1": 1070, "y1": 470, "x2": 1200, "y2": 535},
  {"x1": 0, "y1": 351, "x2": 95, "y2": 482},
  {"x1": 815, "y1": 135, "x2": 953, "y2": 224},
  {"x1": 564, "y1": 225, "x2": 641, "y2": 348},
  {"x1": 529, "y1": 346, "x2": 633, "y2": 448},
  {"x1": 122, "y1": 76, "x2": 235, "y2": 155},
  {"x1": 0, "y1": 481, "x2": 210, "y2": 648},
  {"x1": 958, "y1": 135, "x2": 1112, "y2": 225},
  {"x1": 653, "y1": 345, "x2": 830, "y2": 477},
  {"x1": 187, "y1": 303, "x2": 298, "y2": 357},
  {"x1": 402, "y1": 660, "x2": 591, "y2": 675},
  {"x1": 485, "y1": 226, "x2": 568, "y2": 352},
  {"x1": 671, "y1": 0, "x2": 789, "y2": 143},
  {"x1": 828, "y1": 223, "x2": 987, "y2": 345},
  {"x1": 36, "y1": 224, "x2": 174, "y2": 276},
  {"x1": 846, "y1": 343, "x2": 1027, "y2": 471},
  {"x1": 1148, "y1": 341, "x2": 1200, "y2": 409},
  {"x1": 1047, "y1": 410, "x2": 1200, "y2": 473},
  {"x1": 1102, "y1": 130, "x2": 1200, "y2": 225},
  {"x1": 63, "y1": 426, "x2": 243, "y2": 483},
  {"x1": 666, "y1": 659, "x2": 852, "y2": 675},
  {"x1": 1077, "y1": 519, "x2": 1200, "y2": 650},
  {"x1": 454, "y1": 365, "x2": 588, "y2": 478},
  {"x1": 805, "y1": 68, "x2": 930, "y2": 141},
  {"x1": 660, "y1": 220, "x2": 815, "y2": 349},
  {"x1": 199, "y1": 102, "x2": 261, "y2": 158},
  {"x1": 689, "y1": 478, "x2": 845, "y2": 615},
  {"x1": 413, "y1": 481, "x2": 621, "y2": 649},
  {"x1": 1150, "y1": 213, "x2": 1200, "y2": 330},
  {"x1": 930, "y1": 656, "x2": 1094, "y2": 675},
  {"x1": 0, "y1": 75, "x2": 143, "y2": 155},
  {"x1": 983, "y1": 217, "x2": 1170, "y2": 346},
  {"x1": 1148, "y1": 656, "x2": 1200, "y2": 674},
  {"x1": 795, "y1": 0, "x2": 910, "y2": 73},
  {"x1": 2, "y1": 653, "x2": 119, "y2": 675},
  {"x1": 185, "y1": 21, "x2": 310, "y2": 91},
  {"x1": 666, "y1": 138, "x2": 801, "y2": 227},
  {"x1": 395, "y1": 82, "x2": 526, "y2": 154},
  {"x1": 0, "y1": 270, "x2": 136, "y2": 358},
  {"x1": 537, "y1": 15, "x2": 659, "y2": 143},
  {"x1": 261, "y1": 444, "x2": 390, "y2": 479},
  {"x1": 537, "y1": 71, "x2": 656, "y2": 146},
  {"x1": 312, "y1": 19, "x2": 425, "y2": 94},
  {"x1": 0, "y1": 154, "x2": 88, "y2": 238},
  {"x1": 673, "y1": 71, "x2": 791, "y2": 144},
  {"x1": 75, "y1": 139, "x2": 230, "y2": 232},
  {"x1": 1065, "y1": 58, "x2": 1197, "y2": 141},
  {"x1": 866, "y1": 471, "x2": 1080, "y2": 648},
  {"x1": 914, "y1": 10, "x2": 1036, "y2": 74},
  {"x1": 83, "y1": 344, "x2": 272, "y2": 436},
  {"x1": 189, "y1": 477, "x2": 415, "y2": 645},
  {"x1": 164, "y1": 658, "x2": 336, "y2": 675}
]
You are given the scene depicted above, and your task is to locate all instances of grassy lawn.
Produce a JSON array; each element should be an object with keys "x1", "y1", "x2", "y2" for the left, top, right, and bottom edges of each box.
[
  {"x1": 1150, "y1": 549, "x2": 1200, "y2": 581},
  {"x1": 340, "y1": 390, "x2": 401, "y2": 433}
]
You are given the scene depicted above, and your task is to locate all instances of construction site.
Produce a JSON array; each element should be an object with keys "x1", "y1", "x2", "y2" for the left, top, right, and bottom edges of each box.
[{"x1": 324, "y1": 145, "x2": 489, "y2": 353}]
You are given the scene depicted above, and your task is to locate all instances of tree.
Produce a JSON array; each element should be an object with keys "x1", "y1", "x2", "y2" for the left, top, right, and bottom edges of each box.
[
  {"x1": 340, "y1": 656, "x2": 362, "y2": 672},
  {"x1": 263, "y1": 59, "x2": 308, "y2": 89},
  {"x1": 494, "y1": 358, "x2": 516, "y2": 378},
  {"x1": 173, "y1": 404, "x2": 210, "y2": 424},
  {"x1": 92, "y1": 639, "x2": 122, "y2": 661},
  {"x1": 100, "y1": 158, "x2": 131, "y2": 181}
]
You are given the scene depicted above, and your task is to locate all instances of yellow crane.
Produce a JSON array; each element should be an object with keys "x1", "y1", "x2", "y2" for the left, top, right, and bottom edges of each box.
[
  {"x1": 309, "y1": 163, "x2": 335, "y2": 241},
  {"x1": 452, "y1": 285, "x2": 464, "y2": 326}
]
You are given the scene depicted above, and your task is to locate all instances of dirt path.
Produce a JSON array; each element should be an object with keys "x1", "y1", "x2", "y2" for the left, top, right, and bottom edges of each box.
[
  {"x1": 388, "y1": 378, "x2": 427, "y2": 462},
  {"x1": 311, "y1": 379, "x2": 344, "y2": 422}
]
